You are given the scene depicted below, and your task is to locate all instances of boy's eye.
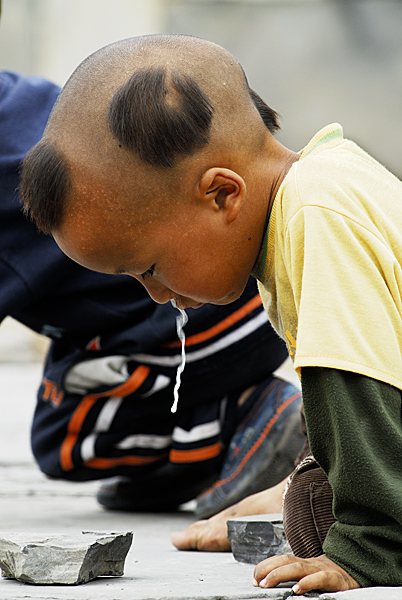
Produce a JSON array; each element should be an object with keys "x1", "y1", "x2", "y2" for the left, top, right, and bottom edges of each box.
[{"x1": 141, "y1": 265, "x2": 155, "y2": 280}]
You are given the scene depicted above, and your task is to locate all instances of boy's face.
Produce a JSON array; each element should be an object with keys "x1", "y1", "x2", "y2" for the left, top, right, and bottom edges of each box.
[{"x1": 54, "y1": 170, "x2": 254, "y2": 310}]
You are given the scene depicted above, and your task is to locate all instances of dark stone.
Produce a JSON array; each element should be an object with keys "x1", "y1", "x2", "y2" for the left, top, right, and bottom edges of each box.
[{"x1": 227, "y1": 513, "x2": 292, "y2": 564}]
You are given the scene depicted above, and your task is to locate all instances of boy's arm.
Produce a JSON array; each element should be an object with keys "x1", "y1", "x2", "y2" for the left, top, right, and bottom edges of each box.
[
  {"x1": 304, "y1": 367, "x2": 402, "y2": 587},
  {"x1": 256, "y1": 367, "x2": 402, "y2": 592}
]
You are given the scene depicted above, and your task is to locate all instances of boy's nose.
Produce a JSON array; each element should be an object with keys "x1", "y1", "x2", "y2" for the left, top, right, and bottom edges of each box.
[{"x1": 139, "y1": 278, "x2": 173, "y2": 305}]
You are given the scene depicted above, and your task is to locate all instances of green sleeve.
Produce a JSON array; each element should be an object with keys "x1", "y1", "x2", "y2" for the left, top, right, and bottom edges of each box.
[{"x1": 301, "y1": 367, "x2": 402, "y2": 587}]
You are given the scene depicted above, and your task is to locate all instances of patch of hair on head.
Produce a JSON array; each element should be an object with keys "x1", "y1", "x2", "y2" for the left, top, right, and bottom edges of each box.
[
  {"x1": 248, "y1": 88, "x2": 280, "y2": 133},
  {"x1": 107, "y1": 66, "x2": 214, "y2": 168},
  {"x1": 20, "y1": 140, "x2": 71, "y2": 234},
  {"x1": 20, "y1": 35, "x2": 282, "y2": 235}
]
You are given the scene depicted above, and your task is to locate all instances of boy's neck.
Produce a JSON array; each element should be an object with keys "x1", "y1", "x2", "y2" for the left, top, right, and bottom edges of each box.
[{"x1": 263, "y1": 138, "x2": 299, "y2": 228}]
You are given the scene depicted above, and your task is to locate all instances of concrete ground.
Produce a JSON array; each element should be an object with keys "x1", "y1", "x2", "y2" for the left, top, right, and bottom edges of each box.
[{"x1": 0, "y1": 362, "x2": 400, "y2": 600}]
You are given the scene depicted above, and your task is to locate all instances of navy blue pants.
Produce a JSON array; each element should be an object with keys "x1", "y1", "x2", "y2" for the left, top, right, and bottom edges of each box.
[{"x1": 32, "y1": 287, "x2": 291, "y2": 507}]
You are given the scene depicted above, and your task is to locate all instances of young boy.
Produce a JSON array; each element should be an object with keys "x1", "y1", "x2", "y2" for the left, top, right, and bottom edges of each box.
[
  {"x1": 0, "y1": 69, "x2": 302, "y2": 517},
  {"x1": 21, "y1": 34, "x2": 402, "y2": 594}
]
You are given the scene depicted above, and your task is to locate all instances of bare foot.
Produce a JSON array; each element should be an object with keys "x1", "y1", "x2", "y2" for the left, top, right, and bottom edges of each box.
[{"x1": 172, "y1": 478, "x2": 286, "y2": 552}]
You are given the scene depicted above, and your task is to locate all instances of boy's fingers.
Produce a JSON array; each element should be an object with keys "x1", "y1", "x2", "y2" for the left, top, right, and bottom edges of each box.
[
  {"x1": 256, "y1": 557, "x2": 315, "y2": 589},
  {"x1": 294, "y1": 570, "x2": 359, "y2": 595},
  {"x1": 254, "y1": 554, "x2": 296, "y2": 584},
  {"x1": 254, "y1": 554, "x2": 360, "y2": 594}
]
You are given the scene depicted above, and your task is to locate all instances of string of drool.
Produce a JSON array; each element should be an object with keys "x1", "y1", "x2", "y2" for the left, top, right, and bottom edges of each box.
[{"x1": 171, "y1": 306, "x2": 188, "y2": 413}]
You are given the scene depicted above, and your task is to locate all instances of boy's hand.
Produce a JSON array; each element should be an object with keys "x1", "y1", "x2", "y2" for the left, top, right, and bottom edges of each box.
[{"x1": 253, "y1": 554, "x2": 360, "y2": 595}]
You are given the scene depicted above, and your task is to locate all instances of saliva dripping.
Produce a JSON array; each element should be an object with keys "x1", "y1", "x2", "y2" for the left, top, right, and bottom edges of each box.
[{"x1": 171, "y1": 301, "x2": 188, "y2": 413}]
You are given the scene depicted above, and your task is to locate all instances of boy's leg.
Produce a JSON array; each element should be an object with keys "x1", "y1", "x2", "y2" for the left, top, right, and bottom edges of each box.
[
  {"x1": 33, "y1": 355, "x2": 303, "y2": 512},
  {"x1": 32, "y1": 359, "x2": 224, "y2": 496},
  {"x1": 97, "y1": 375, "x2": 303, "y2": 512},
  {"x1": 32, "y1": 280, "x2": 303, "y2": 511},
  {"x1": 195, "y1": 377, "x2": 303, "y2": 518},
  {"x1": 95, "y1": 391, "x2": 229, "y2": 511}
]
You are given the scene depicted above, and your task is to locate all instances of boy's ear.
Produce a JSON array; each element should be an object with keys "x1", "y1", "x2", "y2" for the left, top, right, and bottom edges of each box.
[{"x1": 197, "y1": 168, "x2": 245, "y2": 223}]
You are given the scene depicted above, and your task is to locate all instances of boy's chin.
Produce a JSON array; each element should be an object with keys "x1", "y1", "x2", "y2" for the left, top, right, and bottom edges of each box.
[
  {"x1": 172, "y1": 290, "x2": 242, "y2": 310},
  {"x1": 174, "y1": 300, "x2": 205, "y2": 310}
]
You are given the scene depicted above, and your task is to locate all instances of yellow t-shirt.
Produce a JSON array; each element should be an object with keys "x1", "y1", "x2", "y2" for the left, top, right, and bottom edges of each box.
[{"x1": 254, "y1": 124, "x2": 402, "y2": 390}]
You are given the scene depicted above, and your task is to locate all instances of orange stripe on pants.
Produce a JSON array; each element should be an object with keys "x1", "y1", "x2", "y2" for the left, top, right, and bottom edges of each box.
[
  {"x1": 60, "y1": 365, "x2": 150, "y2": 472},
  {"x1": 170, "y1": 442, "x2": 221, "y2": 463},
  {"x1": 85, "y1": 453, "x2": 168, "y2": 470}
]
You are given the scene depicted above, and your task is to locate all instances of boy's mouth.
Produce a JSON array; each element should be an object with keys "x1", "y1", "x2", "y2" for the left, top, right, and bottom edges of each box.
[{"x1": 171, "y1": 297, "x2": 204, "y2": 310}]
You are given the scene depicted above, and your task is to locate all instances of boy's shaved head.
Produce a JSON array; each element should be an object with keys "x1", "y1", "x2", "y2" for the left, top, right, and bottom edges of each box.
[{"x1": 21, "y1": 34, "x2": 279, "y2": 234}]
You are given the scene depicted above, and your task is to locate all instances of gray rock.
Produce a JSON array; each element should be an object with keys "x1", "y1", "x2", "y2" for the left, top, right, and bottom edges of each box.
[
  {"x1": 227, "y1": 513, "x2": 292, "y2": 564},
  {"x1": 0, "y1": 530, "x2": 133, "y2": 585}
]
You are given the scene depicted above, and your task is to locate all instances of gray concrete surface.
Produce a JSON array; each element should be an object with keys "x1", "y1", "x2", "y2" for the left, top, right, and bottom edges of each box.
[{"x1": 0, "y1": 363, "x2": 400, "y2": 599}]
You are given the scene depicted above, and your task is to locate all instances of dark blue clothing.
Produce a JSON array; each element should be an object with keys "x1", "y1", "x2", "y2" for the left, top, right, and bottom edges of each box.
[
  {"x1": 0, "y1": 71, "x2": 149, "y2": 346},
  {"x1": 0, "y1": 71, "x2": 289, "y2": 490}
]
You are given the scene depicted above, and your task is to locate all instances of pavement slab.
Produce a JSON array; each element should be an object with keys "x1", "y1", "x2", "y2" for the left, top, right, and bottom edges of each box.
[{"x1": 0, "y1": 363, "x2": 400, "y2": 599}]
